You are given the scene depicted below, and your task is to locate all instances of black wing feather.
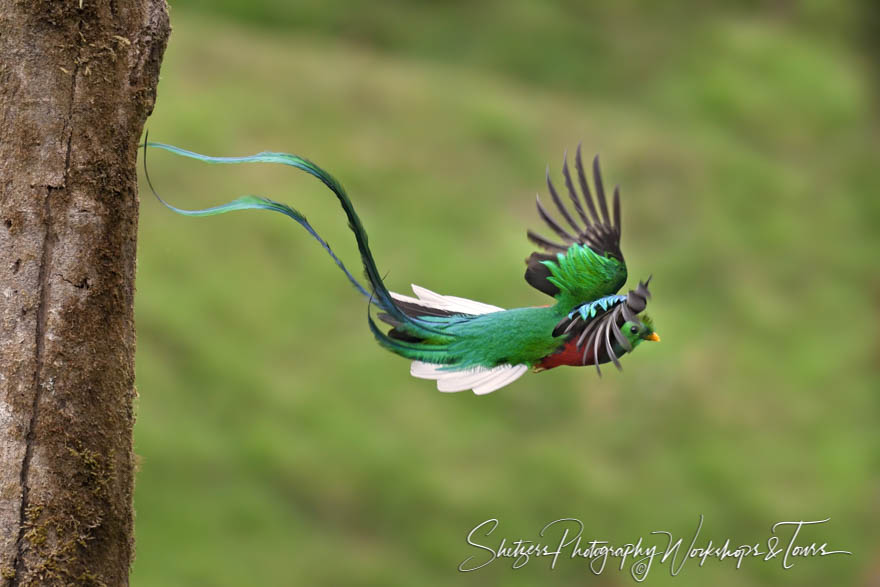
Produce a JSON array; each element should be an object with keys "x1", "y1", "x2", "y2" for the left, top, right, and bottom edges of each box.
[
  {"x1": 562, "y1": 154, "x2": 591, "y2": 228},
  {"x1": 592, "y1": 155, "x2": 611, "y2": 226},
  {"x1": 575, "y1": 144, "x2": 602, "y2": 225},
  {"x1": 535, "y1": 195, "x2": 578, "y2": 242},
  {"x1": 526, "y1": 230, "x2": 567, "y2": 253},
  {"x1": 546, "y1": 166, "x2": 582, "y2": 234},
  {"x1": 524, "y1": 252, "x2": 561, "y2": 296}
]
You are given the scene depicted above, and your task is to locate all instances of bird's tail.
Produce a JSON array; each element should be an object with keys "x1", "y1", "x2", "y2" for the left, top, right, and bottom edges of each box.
[{"x1": 143, "y1": 140, "x2": 456, "y2": 361}]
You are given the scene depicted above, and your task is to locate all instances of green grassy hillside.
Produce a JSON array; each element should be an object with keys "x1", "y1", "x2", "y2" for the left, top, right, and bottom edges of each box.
[{"x1": 133, "y1": 7, "x2": 878, "y2": 586}]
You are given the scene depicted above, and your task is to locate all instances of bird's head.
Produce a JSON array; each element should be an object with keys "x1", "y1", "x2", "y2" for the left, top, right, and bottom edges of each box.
[{"x1": 621, "y1": 313, "x2": 660, "y2": 350}]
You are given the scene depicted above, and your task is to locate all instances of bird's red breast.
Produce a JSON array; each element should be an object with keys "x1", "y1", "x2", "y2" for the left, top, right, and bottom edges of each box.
[{"x1": 535, "y1": 337, "x2": 597, "y2": 371}]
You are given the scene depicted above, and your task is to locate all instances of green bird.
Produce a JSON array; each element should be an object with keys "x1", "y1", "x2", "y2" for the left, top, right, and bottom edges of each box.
[{"x1": 145, "y1": 142, "x2": 659, "y2": 394}]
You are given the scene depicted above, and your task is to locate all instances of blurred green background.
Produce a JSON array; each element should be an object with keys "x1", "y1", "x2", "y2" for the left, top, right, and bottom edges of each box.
[{"x1": 133, "y1": 2, "x2": 879, "y2": 585}]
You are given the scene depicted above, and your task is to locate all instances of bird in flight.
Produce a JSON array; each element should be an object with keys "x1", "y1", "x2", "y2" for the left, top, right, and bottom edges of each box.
[{"x1": 145, "y1": 142, "x2": 659, "y2": 395}]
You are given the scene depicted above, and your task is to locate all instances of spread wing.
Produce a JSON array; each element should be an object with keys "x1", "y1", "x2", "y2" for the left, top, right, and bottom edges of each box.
[{"x1": 524, "y1": 146, "x2": 627, "y2": 303}]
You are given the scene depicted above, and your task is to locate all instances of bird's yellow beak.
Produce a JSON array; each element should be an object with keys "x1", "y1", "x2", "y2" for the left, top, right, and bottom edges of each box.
[{"x1": 644, "y1": 332, "x2": 661, "y2": 342}]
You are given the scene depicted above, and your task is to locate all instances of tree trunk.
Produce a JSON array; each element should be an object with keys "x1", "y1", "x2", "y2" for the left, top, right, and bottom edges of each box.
[{"x1": 0, "y1": 1, "x2": 169, "y2": 584}]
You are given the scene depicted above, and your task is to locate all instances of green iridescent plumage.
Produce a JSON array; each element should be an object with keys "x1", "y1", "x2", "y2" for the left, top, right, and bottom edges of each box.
[
  {"x1": 542, "y1": 244, "x2": 627, "y2": 310},
  {"x1": 145, "y1": 141, "x2": 658, "y2": 394}
]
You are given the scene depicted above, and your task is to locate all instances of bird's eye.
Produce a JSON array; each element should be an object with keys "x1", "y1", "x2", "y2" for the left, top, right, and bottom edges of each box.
[{"x1": 630, "y1": 325, "x2": 638, "y2": 334}]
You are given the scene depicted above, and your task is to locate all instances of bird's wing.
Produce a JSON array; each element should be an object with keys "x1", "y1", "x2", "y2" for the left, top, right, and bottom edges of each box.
[{"x1": 524, "y1": 146, "x2": 627, "y2": 303}]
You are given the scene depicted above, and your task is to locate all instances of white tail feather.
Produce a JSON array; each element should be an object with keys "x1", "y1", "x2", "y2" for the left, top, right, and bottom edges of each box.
[
  {"x1": 391, "y1": 284, "x2": 503, "y2": 316},
  {"x1": 410, "y1": 361, "x2": 528, "y2": 395},
  {"x1": 473, "y1": 365, "x2": 529, "y2": 395}
]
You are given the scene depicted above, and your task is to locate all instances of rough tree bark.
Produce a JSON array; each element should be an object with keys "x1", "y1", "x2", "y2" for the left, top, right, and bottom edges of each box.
[{"x1": 0, "y1": 1, "x2": 169, "y2": 584}]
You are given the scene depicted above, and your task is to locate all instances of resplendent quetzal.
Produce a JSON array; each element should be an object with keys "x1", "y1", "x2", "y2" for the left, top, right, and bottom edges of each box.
[{"x1": 145, "y1": 142, "x2": 659, "y2": 395}]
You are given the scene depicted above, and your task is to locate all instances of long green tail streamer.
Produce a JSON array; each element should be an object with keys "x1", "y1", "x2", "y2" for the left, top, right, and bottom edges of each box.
[
  {"x1": 142, "y1": 139, "x2": 449, "y2": 338},
  {"x1": 143, "y1": 140, "x2": 371, "y2": 299}
]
